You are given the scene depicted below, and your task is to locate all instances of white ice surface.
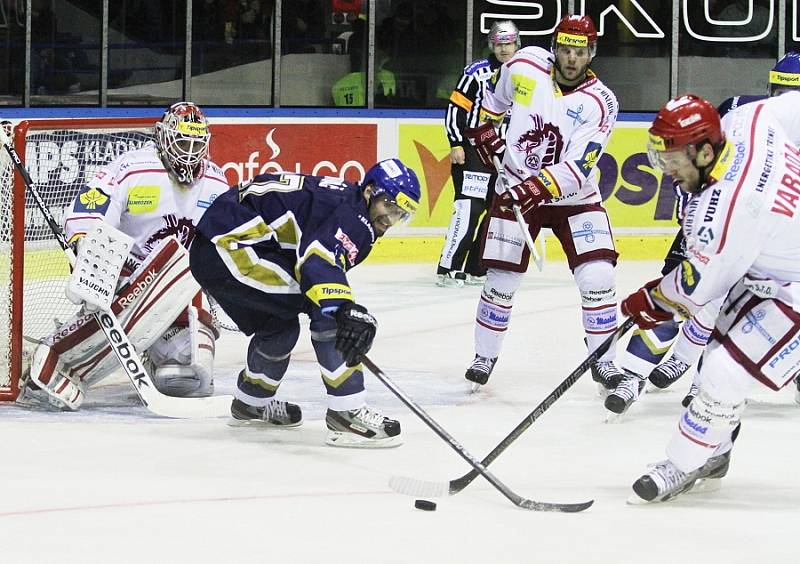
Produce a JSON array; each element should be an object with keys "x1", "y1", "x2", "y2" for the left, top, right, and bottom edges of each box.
[{"x1": 1, "y1": 261, "x2": 797, "y2": 564}]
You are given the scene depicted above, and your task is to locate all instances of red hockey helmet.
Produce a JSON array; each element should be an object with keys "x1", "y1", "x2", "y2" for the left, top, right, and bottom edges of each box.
[
  {"x1": 649, "y1": 94, "x2": 722, "y2": 150},
  {"x1": 552, "y1": 14, "x2": 597, "y2": 56},
  {"x1": 648, "y1": 94, "x2": 724, "y2": 177}
]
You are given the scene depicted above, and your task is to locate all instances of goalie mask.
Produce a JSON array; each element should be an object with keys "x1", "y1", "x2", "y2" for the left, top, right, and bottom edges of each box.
[{"x1": 155, "y1": 102, "x2": 211, "y2": 186}]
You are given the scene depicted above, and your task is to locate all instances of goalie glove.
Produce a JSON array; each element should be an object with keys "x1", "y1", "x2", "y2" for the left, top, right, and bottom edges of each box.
[
  {"x1": 335, "y1": 302, "x2": 378, "y2": 367},
  {"x1": 465, "y1": 122, "x2": 505, "y2": 169},
  {"x1": 496, "y1": 175, "x2": 554, "y2": 215},
  {"x1": 621, "y1": 279, "x2": 674, "y2": 329}
]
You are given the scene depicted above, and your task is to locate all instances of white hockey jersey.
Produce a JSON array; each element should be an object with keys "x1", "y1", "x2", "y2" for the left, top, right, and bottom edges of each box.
[
  {"x1": 64, "y1": 143, "x2": 230, "y2": 272},
  {"x1": 480, "y1": 46, "x2": 618, "y2": 206},
  {"x1": 654, "y1": 92, "x2": 800, "y2": 317}
]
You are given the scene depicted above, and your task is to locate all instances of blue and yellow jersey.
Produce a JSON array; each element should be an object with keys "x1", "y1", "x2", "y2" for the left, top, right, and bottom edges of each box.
[{"x1": 196, "y1": 172, "x2": 375, "y2": 316}]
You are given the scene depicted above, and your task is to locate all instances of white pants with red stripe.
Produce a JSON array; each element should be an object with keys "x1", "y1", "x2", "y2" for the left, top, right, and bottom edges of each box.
[
  {"x1": 664, "y1": 283, "x2": 800, "y2": 473},
  {"x1": 474, "y1": 259, "x2": 617, "y2": 362}
]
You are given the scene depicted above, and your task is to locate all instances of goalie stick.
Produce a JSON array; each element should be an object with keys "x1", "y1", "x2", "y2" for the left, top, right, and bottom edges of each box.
[
  {"x1": 389, "y1": 317, "x2": 636, "y2": 498},
  {"x1": 0, "y1": 125, "x2": 232, "y2": 418},
  {"x1": 493, "y1": 155, "x2": 545, "y2": 272},
  {"x1": 361, "y1": 355, "x2": 593, "y2": 512}
]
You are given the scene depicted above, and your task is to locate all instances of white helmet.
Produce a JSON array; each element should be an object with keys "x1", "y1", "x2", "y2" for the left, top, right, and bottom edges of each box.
[
  {"x1": 488, "y1": 20, "x2": 520, "y2": 49},
  {"x1": 155, "y1": 101, "x2": 211, "y2": 186}
]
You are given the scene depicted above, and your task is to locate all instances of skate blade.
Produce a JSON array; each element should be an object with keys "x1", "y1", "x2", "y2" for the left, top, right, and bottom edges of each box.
[
  {"x1": 470, "y1": 382, "x2": 482, "y2": 393},
  {"x1": 325, "y1": 431, "x2": 403, "y2": 449},
  {"x1": 604, "y1": 411, "x2": 628, "y2": 424},
  {"x1": 625, "y1": 493, "x2": 651, "y2": 505},
  {"x1": 227, "y1": 417, "x2": 303, "y2": 428},
  {"x1": 689, "y1": 478, "x2": 722, "y2": 494}
]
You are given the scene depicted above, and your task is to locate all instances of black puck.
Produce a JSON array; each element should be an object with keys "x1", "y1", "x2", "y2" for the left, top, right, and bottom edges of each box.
[{"x1": 414, "y1": 499, "x2": 437, "y2": 511}]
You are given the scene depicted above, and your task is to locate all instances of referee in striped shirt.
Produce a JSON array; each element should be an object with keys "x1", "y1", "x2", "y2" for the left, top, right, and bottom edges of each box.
[{"x1": 437, "y1": 20, "x2": 519, "y2": 287}]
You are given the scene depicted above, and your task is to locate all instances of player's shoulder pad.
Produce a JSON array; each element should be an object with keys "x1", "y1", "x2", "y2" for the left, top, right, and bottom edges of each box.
[
  {"x1": 464, "y1": 58, "x2": 490, "y2": 76},
  {"x1": 717, "y1": 94, "x2": 766, "y2": 117},
  {"x1": 110, "y1": 145, "x2": 164, "y2": 176},
  {"x1": 585, "y1": 80, "x2": 619, "y2": 117},
  {"x1": 510, "y1": 46, "x2": 551, "y2": 69}
]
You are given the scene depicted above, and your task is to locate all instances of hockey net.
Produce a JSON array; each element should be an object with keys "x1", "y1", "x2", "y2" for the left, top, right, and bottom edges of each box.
[{"x1": 0, "y1": 118, "x2": 156, "y2": 401}]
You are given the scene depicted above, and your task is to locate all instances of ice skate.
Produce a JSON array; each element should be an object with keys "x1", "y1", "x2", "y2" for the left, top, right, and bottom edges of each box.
[
  {"x1": 682, "y1": 382, "x2": 700, "y2": 407},
  {"x1": 325, "y1": 405, "x2": 402, "y2": 448},
  {"x1": 465, "y1": 355, "x2": 497, "y2": 391},
  {"x1": 629, "y1": 451, "x2": 731, "y2": 504},
  {"x1": 648, "y1": 355, "x2": 691, "y2": 389},
  {"x1": 229, "y1": 398, "x2": 303, "y2": 427},
  {"x1": 465, "y1": 273, "x2": 487, "y2": 286},
  {"x1": 604, "y1": 370, "x2": 645, "y2": 415},
  {"x1": 591, "y1": 360, "x2": 623, "y2": 393},
  {"x1": 436, "y1": 271, "x2": 466, "y2": 288}
]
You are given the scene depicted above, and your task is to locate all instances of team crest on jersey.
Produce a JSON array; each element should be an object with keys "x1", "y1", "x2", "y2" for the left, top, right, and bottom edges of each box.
[
  {"x1": 77, "y1": 187, "x2": 110, "y2": 213},
  {"x1": 576, "y1": 142, "x2": 602, "y2": 177},
  {"x1": 143, "y1": 214, "x2": 195, "y2": 254},
  {"x1": 513, "y1": 115, "x2": 564, "y2": 170}
]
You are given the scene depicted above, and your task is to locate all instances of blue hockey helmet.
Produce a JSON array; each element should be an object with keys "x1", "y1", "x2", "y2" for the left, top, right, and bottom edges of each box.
[
  {"x1": 363, "y1": 158, "x2": 421, "y2": 221},
  {"x1": 769, "y1": 52, "x2": 800, "y2": 96}
]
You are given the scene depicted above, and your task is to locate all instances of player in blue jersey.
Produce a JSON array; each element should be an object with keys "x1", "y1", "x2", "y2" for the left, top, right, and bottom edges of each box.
[
  {"x1": 606, "y1": 51, "x2": 800, "y2": 415},
  {"x1": 190, "y1": 159, "x2": 421, "y2": 448}
]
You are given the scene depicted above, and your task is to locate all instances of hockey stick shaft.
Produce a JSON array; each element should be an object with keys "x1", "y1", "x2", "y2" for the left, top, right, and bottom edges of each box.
[
  {"x1": 448, "y1": 317, "x2": 636, "y2": 493},
  {"x1": 492, "y1": 155, "x2": 544, "y2": 272},
  {"x1": 0, "y1": 126, "x2": 231, "y2": 418},
  {"x1": 362, "y1": 355, "x2": 592, "y2": 512}
]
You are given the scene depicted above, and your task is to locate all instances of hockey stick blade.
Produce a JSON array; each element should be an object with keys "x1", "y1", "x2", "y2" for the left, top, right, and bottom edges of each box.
[
  {"x1": 362, "y1": 356, "x2": 592, "y2": 512},
  {"x1": 389, "y1": 318, "x2": 636, "y2": 499}
]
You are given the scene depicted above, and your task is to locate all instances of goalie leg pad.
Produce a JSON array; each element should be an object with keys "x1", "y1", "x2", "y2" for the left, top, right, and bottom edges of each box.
[
  {"x1": 666, "y1": 344, "x2": 750, "y2": 473},
  {"x1": 45, "y1": 237, "x2": 199, "y2": 388},
  {"x1": 475, "y1": 268, "x2": 523, "y2": 359},
  {"x1": 236, "y1": 317, "x2": 301, "y2": 406},
  {"x1": 149, "y1": 303, "x2": 218, "y2": 397}
]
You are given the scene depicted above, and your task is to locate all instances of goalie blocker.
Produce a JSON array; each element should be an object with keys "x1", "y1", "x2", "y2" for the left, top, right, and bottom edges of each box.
[{"x1": 20, "y1": 236, "x2": 218, "y2": 411}]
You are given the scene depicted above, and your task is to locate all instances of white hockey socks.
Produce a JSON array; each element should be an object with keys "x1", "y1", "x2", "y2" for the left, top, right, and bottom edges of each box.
[
  {"x1": 474, "y1": 269, "x2": 523, "y2": 359},
  {"x1": 575, "y1": 261, "x2": 617, "y2": 362}
]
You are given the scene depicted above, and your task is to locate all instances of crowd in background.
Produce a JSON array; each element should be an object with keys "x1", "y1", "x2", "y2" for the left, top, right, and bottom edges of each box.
[{"x1": 0, "y1": 0, "x2": 795, "y2": 109}]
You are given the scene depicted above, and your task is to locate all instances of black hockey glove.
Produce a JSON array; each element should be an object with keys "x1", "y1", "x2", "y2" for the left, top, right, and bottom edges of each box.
[{"x1": 335, "y1": 302, "x2": 378, "y2": 367}]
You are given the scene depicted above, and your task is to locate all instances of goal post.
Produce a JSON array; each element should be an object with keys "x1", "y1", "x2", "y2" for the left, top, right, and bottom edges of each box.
[{"x1": 0, "y1": 117, "x2": 157, "y2": 401}]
